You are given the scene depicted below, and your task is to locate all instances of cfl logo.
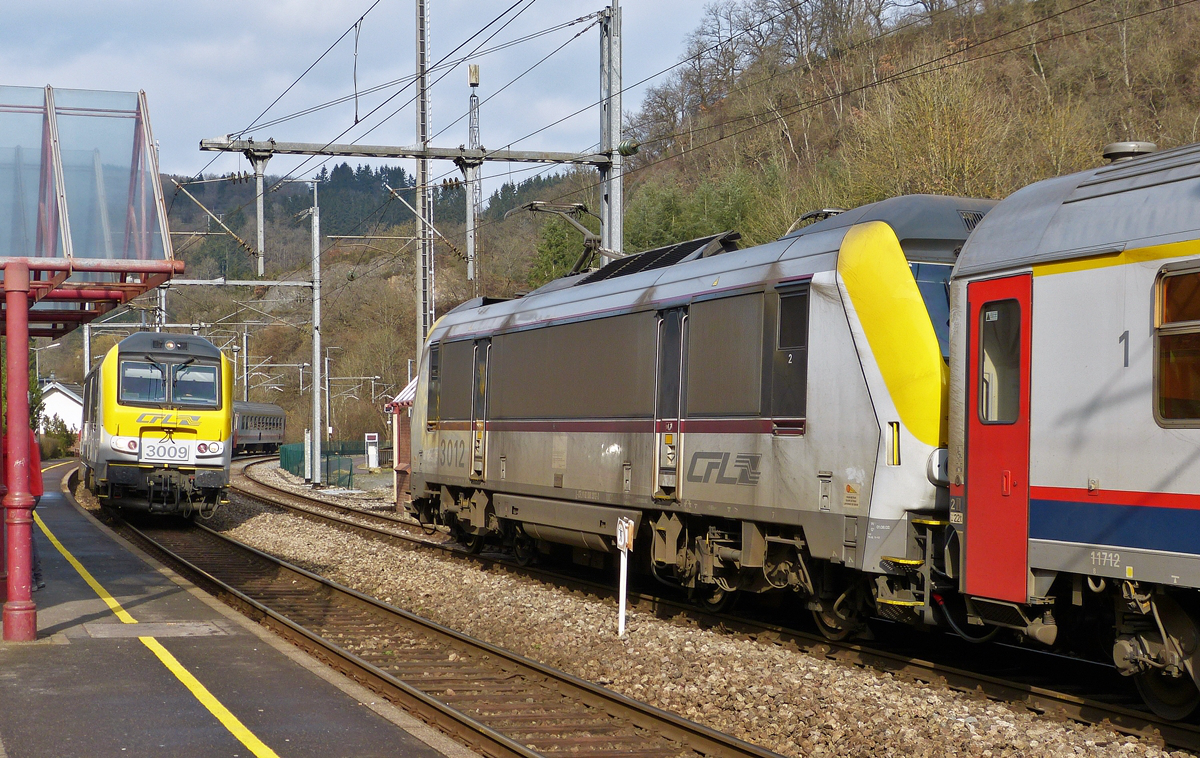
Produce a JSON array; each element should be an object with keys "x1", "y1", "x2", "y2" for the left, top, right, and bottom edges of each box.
[
  {"x1": 136, "y1": 413, "x2": 202, "y2": 427},
  {"x1": 685, "y1": 452, "x2": 761, "y2": 486}
]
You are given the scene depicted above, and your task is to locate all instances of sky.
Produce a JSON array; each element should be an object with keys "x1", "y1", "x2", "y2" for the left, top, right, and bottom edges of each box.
[{"x1": 2, "y1": 0, "x2": 702, "y2": 195}]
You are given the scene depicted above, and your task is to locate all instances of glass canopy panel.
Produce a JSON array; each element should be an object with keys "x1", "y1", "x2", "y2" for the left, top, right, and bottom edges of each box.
[
  {"x1": 54, "y1": 88, "x2": 165, "y2": 261},
  {"x1": 0, "y1": 85, "x2": 170, "y2": 265},
  {"x1": 0, "y1": 86, "x2": 63, "y2": 258}
]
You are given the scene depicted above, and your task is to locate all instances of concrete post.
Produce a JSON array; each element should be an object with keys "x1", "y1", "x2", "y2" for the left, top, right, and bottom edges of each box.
[
  {"x1": 245, "y1": 150, "x2": 272, "y2": 277},
  {"x1": 4, "y1": 261, "x2": 36, "y2": 641},
  {"x1": 309, "y1": 183, "x2": 322, "y2": 486}
]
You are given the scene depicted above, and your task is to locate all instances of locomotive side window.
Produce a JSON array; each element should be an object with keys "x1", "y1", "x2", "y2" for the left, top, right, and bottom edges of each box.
[
  {"x1": 687, "y1": 293, "x2": 764, "y2": 417},
  {"x1": 978, "y1": 299, "x2": 1021, "y2": 424},
  {"x1": 1156, "y1": 269, "x2": 1200, "y2": 422},
  {"x1": 426, "y1": 343, "x2": 440, "y2": 423},
  {"x1": 438, "y1": 340, "x2": 475, "y2": 420},
  {"x1": 773, "y1": 288, "x2": 809, "y2": 418}
]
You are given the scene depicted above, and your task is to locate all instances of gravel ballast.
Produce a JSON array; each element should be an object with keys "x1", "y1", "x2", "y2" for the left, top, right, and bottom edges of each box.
[{"x1": 211, "y1": 466, "x2": 1194, "y2": 757}]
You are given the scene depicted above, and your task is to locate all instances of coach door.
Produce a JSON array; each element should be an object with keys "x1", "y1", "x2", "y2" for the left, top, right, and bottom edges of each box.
[
  {"x1": 470, "y1": 339, "x2": 490, "y2": 481},
  {"x1": 965, "y1": 274, "x2": 1032, "y2": 603},
  {"x1": 655, "y1": 308, "x2": 686, "y2": 500}
]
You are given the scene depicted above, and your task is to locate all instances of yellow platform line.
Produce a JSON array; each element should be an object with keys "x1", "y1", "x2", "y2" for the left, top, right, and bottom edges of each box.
[{"x1": 33, "y1": 479, "x2": 280, "y2": 758}]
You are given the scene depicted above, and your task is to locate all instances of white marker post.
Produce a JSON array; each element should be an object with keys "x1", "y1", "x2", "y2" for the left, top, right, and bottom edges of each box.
[{"x1": 616, "y1": 516, "x2": 635, "y2": 637}]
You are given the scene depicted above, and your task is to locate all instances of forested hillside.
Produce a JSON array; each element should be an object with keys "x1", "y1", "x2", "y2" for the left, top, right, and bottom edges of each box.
[{"x1": 39, "y1": 0, "x2": 1200, "y2": 442}]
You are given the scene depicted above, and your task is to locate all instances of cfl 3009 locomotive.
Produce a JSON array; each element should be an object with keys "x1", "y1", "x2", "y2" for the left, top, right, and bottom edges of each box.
[
  {"x1": 409, "y1": 141, "x2": 1200, "y2": 719},
  {"x1": 81, "y1": 333, "x2": 233, "y2": 516}
]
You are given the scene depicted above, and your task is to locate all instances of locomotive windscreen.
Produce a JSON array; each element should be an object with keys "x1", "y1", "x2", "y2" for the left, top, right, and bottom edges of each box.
[
  {"x1": 119, "y1": 361, "x2": 167, "y2": 404},
  {"x1": 910, "y1": 262, "x2": 953, "y2": 358},
  {"x1": 173, "y1": 365, "x2": 219, "y2": 407}
]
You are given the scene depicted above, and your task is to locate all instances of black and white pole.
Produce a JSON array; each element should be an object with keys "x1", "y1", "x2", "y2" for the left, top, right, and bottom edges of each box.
[{"x1": 616, "y1": 516, "x2": 634, "y2": 637}]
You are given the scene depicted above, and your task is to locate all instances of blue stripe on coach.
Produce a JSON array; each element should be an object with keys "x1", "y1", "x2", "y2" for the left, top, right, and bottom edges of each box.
[{"x1": 1029, "y1": 499, "x2": 1200, "y2": 555}]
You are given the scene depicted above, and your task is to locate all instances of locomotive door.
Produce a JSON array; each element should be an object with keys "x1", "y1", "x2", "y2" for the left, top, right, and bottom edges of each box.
[
  {"x1": 965, "y1": 274, "x2": 1031, "y2": 603},
  {"x1": 469, "y1": 339, "x2": 490, "y2": 481},
  {"x1": 655, "y1": 309, "x2": 686, "y2": 500}
]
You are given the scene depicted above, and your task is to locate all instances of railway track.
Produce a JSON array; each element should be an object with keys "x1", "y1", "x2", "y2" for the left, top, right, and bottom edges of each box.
[
  {"x1": 117, "y1": 514, "x2": 784, "y2": 758},
  {"x1": 228, "y1": 460, "x2": 1200, "y2": 753}
]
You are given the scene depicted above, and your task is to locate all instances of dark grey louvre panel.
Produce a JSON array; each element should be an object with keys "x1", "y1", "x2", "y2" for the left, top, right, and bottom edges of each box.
[
  {"x1": 959, "y1": 210, "x2": 985, "y2": 232},
  {"x1": 577, "y1": 231, "x2": 740, "y2": 286}
]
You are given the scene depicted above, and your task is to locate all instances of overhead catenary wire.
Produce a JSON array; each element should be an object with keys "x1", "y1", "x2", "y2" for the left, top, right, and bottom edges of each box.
[
  {"x1": 422, "y1": 0, "x2": 979, "y2": 192},
  {"x1": 168, "y1": 0, "x2": 385, "y2": 216},
  {"x1": 166, "y1": 0, "x2": 545, "y2": 296},
  {"x1": 239, "y1": 12, "x2": 604, "y2": 135}
]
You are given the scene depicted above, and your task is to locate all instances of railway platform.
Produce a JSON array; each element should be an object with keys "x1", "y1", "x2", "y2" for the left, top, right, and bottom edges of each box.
[{"x1": 0, "y1": 461, "x2": 475, "y2": 758}]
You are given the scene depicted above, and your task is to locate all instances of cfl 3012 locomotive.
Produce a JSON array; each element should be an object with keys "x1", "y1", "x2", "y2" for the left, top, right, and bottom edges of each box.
[
  {"x1": 81, "y1": 332, "x2": 233, "y2": 516},
  {"x1": 409, "y1": 141, "x2": 1200, "y2": 719}
]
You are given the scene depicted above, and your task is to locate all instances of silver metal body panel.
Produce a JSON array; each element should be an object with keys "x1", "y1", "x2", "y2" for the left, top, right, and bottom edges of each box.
[{"x1": 414, "y1": 198, "x2": 985, "y2": 572}]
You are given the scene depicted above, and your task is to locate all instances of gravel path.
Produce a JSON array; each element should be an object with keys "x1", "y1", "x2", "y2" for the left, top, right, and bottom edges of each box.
[{"x1": 207, "y1": 465, "x2": 1195, "y2": 758}]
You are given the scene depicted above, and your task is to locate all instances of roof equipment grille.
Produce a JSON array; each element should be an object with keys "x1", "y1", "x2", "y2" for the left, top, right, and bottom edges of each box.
[
  {"x1": 959, "y1": 210, "x2": 986, "y2": 232},
  {"x1": 577, "y1": 231, "x2": 741, "y2": 285}
]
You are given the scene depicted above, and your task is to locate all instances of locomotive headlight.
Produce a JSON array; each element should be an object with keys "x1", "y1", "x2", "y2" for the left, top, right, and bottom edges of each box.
[
  {"x1": 197, "y1": 443, "x2": 208, "y2": 454},
  {"x1": 109, "y1": 436, "x2": 138, "y2": 453},
  {"x1": 197, "y1": 441, "x2": 222, "y2": 456}
]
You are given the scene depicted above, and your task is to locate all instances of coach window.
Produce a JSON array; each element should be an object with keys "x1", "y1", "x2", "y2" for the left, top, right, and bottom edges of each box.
[
  {"x1": 1157, "y1": 269, "x2": 1200, "y2": 423},
  {"x1": 978, "y1": 300, "x2": 1020, "y2": 424},
  {"x1": 772, "y1": 287, "x2": 809, "y2": 418},
  {"x1": 687, "y1": 293, "x2": 764, "y2": 417}
]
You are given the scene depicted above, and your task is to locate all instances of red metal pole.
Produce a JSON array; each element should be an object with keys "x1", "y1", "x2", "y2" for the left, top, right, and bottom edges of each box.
[{"x1": 4, "y1": 261, "x2": 36, "y2": 641}]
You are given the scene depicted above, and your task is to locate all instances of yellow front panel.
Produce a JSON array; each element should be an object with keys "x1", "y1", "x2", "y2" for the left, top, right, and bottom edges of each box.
[
  {"x1": 838, "y1": 221, "x2": 947, "y2": 448},
  {"x1": 100, "y1": 349, "x2": 233, "y2": 441}
]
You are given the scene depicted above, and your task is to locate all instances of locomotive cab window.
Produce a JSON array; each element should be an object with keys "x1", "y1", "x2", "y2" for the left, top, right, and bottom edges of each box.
[
  {"x1": 978, "y1": 299, "x2": 1021, "y2": 424},
  {"x1": 173, "y1": 364, "x2": 219, "y2": 407},
  {"x1": 426, "y1": 343, "x2": 440, "y2": 424},
  {"x1": 1156, "y1": 268, "x2": 1200, "y2": 423},
  {"x1": 119, "y1": 361, "x2": 166, "y2": 404}
]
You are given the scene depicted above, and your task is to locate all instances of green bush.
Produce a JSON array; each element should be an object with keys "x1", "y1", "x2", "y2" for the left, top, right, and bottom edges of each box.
[{"x1": 41, "y1": 416, "x2": 77, "y2": 460}]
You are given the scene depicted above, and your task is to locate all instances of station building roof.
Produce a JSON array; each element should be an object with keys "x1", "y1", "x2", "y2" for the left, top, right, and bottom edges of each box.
[{"x1": 0, "y1": 85, "x2": 183, "y2": 338}]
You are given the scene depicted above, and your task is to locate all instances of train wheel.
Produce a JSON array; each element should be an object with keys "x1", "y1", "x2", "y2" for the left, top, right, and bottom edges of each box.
[
  {"x1": 699, "y1": 586, "x2": 735, "y2": 613},
  {"x1": 460, "y1": 533, "x2": 485, "y2": 554},
  {"x1": 512, "y1": 533, "x2": 537, "y2": 566},
  {"x1": 1135, "y1": 669, "x2": 1200, "y2": 721},
  {"x1": 812, "y1": 602, "x2": 855, "y2": 641}
]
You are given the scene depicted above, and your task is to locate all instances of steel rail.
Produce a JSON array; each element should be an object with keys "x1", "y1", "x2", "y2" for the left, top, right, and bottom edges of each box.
[
  {"x1": 118, "y1": 515, "x2": 784, "y2": 758},
  {"x1": 229, "y1": 462, "x2": 1200, "y2": 752}
]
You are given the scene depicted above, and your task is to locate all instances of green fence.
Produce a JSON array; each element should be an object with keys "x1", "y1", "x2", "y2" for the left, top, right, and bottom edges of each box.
[
  {"x1": 325, "y1": 440, "x2": 366, "y2": 456},
  {"x1": 278, "y1": 442, "x2": 355, "y2": 488},
  {"x1": 280, "y1": 443, "x2": 304, "y2": 476}
]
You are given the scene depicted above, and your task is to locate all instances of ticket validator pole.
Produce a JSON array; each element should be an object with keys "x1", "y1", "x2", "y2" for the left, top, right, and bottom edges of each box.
[{"x1": 4, "y1": 261, "x2": 36, "y2": 640}]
